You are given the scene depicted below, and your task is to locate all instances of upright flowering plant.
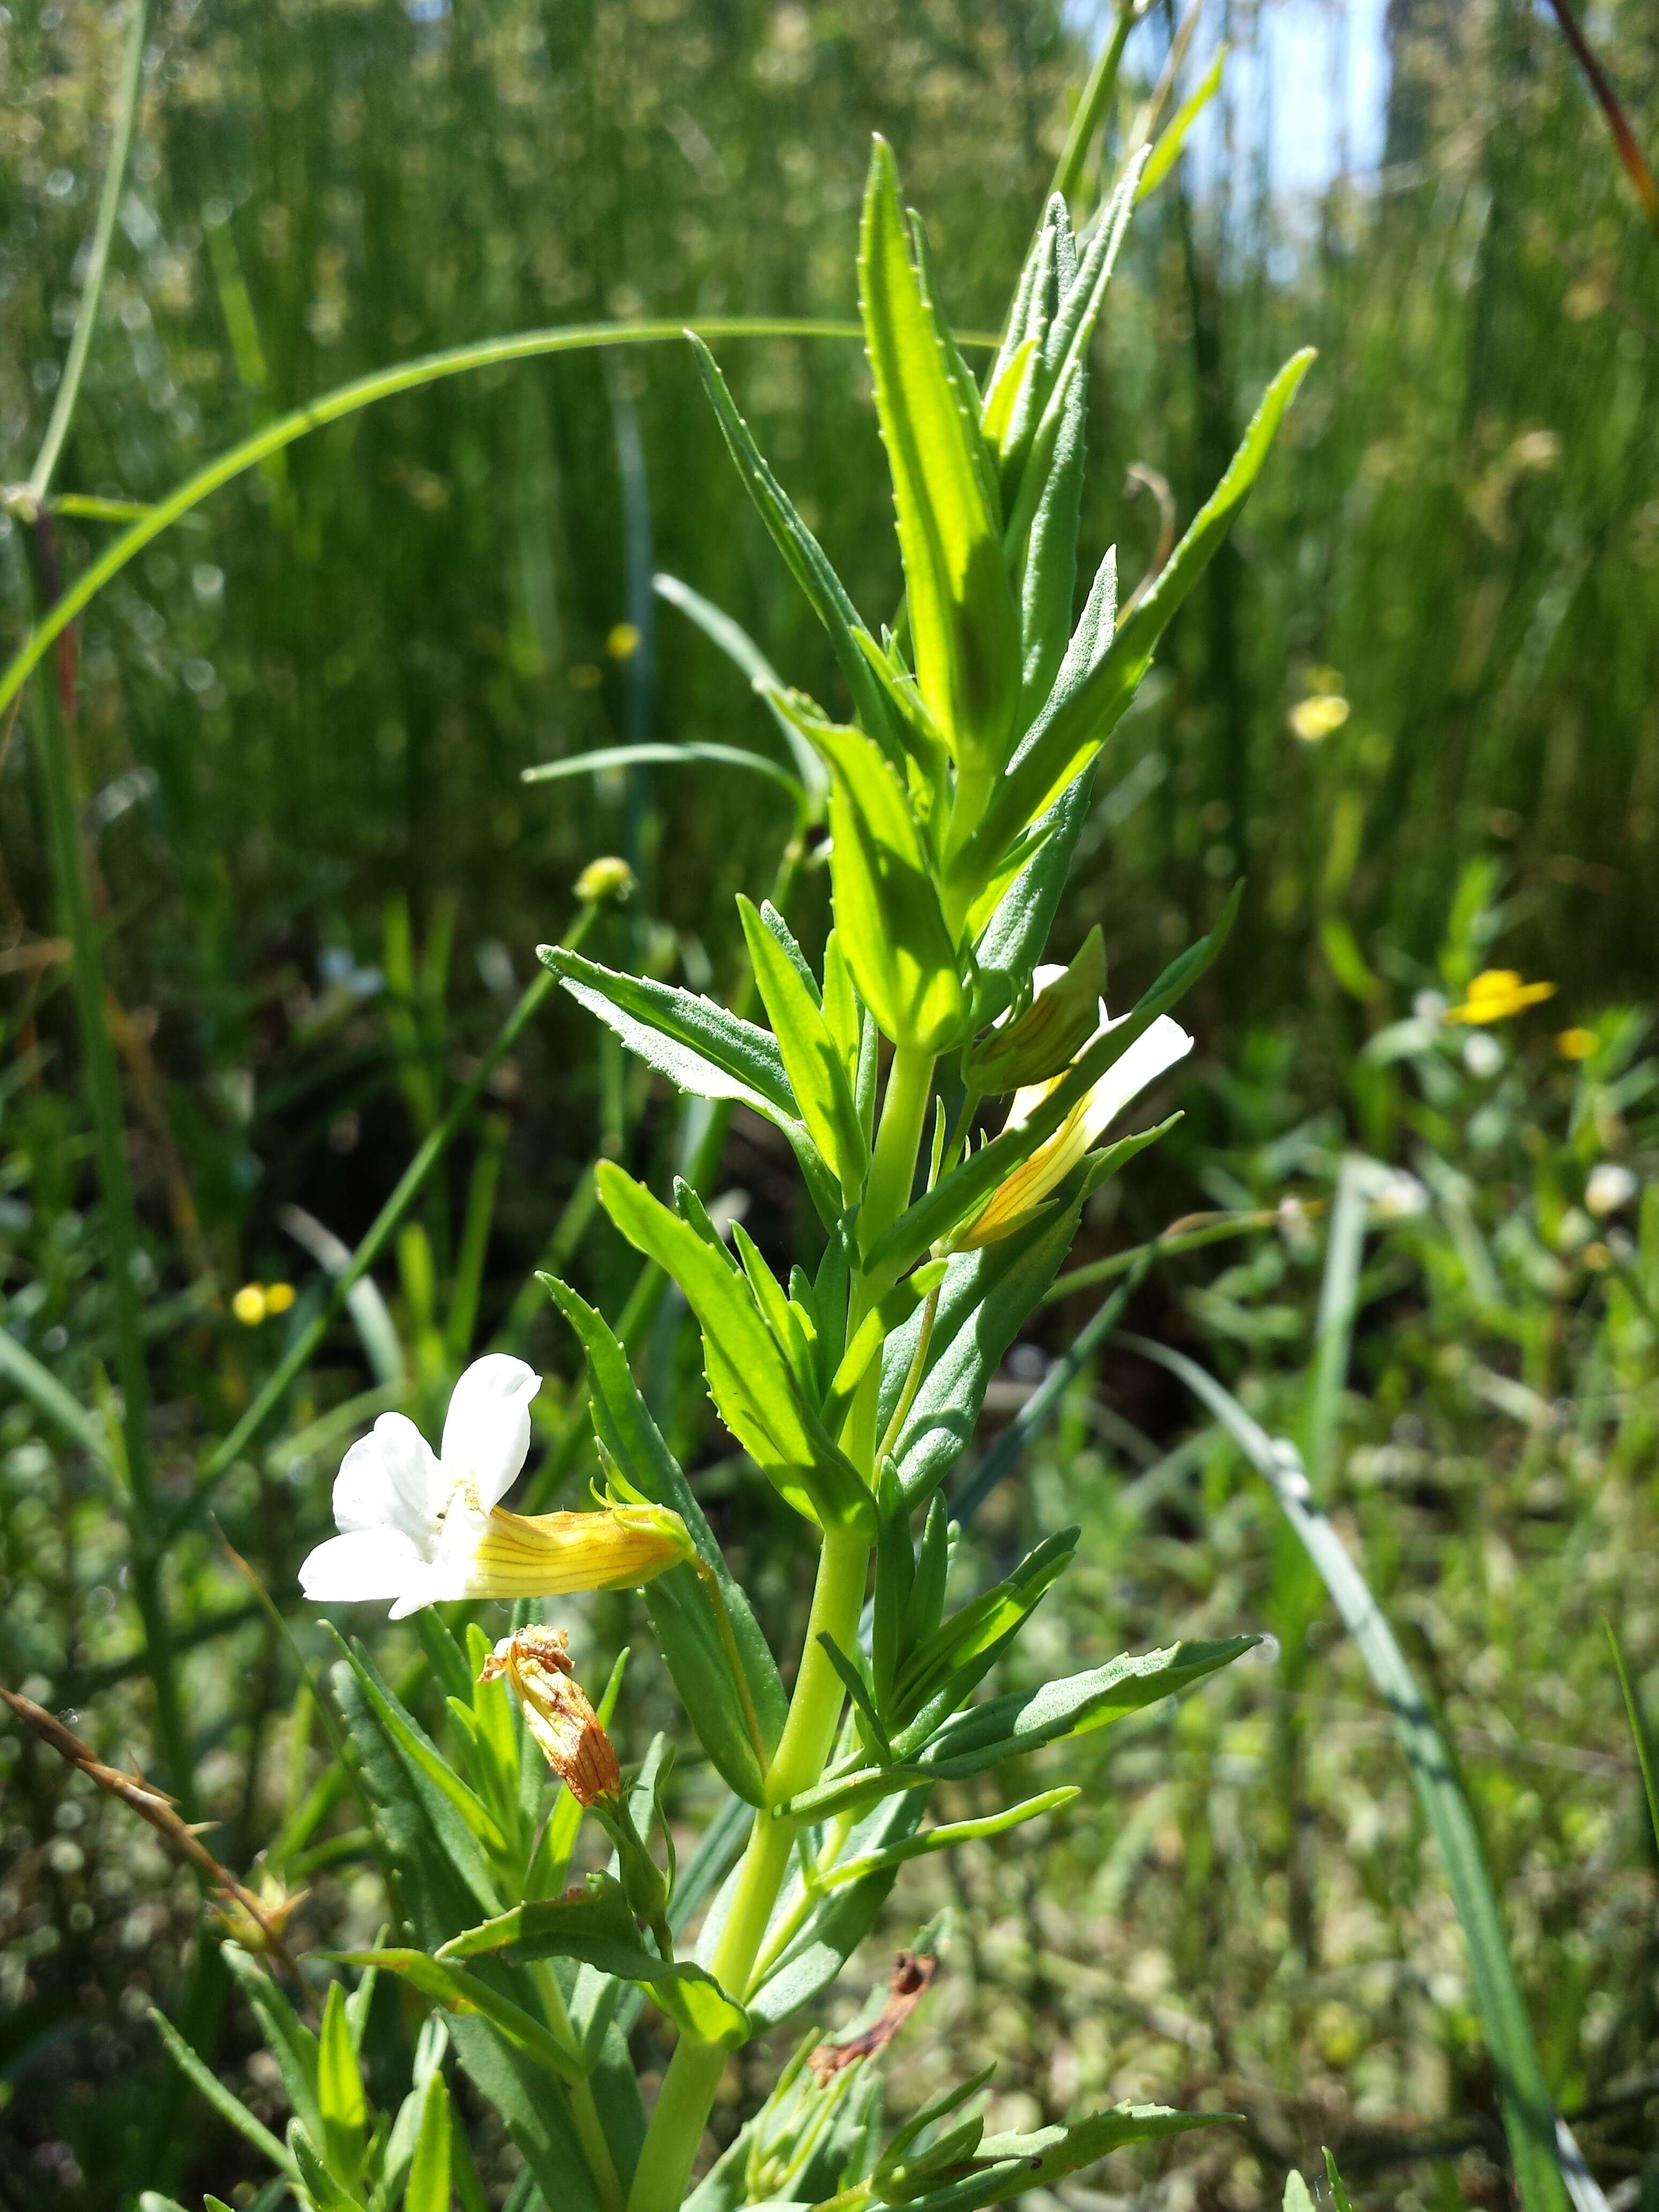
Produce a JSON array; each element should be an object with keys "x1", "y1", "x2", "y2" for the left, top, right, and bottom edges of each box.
[{"x1": 268, "y1": 139, "x2": 1310, "y2": 2212}]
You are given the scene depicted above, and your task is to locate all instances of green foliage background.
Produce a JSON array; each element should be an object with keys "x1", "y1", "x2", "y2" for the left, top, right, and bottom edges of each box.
[{"x1": 1, "y1": 1, "x2": 1656, "y2": 2207}]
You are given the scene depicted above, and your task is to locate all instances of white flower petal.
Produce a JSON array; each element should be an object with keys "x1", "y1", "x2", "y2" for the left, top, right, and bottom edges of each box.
[
  {"x1": 440, "y1": 1355, "x2": 541, "y2": 1509},
  {"x1": 1071, "y1": 1012, "x2": 1193, "y2": 1149},
  {"x1": 333, "y1": 1414, "x2": 442, "y2": 1545},
  {"x1": 298, "y1": 1527, "x2": 425, "y2": 1605}
]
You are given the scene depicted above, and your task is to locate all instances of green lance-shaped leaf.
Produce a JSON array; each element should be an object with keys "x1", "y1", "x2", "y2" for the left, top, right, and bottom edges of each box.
[
  {"x1": 317, "y1": 1981, "x2": 369, "y2": 2186},
  {"x1": 324, "y1": 1951, "x2": 586, "y2": 2084},
  {"x1": 775, "y1": 1638, "x2": 1257, "y2": 1824},
  {"x1": 971, "y1": 768, "x2": 1094, "y2": 1029},
  {"x1": 998, "y1": 156, "x2": 1145, "y2": 567},
  {"x1": 817, "y1": 1786, "x2": 1078, "y2": 1893},
  {"x1": 437, "y1": 1874, "x2": 750, "y2": 2050},
  {"x1": 890, "y1": 2104, "x2": 1228, "y2": 2212},
  {"x1": 1138, "y1": 44, "x2": 1228, "y2": 202},
  {"x1": 893, "y1": 1526, "x2": 1079, "y2": 1732},
  {"x1": 860, "y1": 137, "x2": 1021, "y2": 773},
  {"x1": 595, "y1": 1162, "x2": 874, "y2": 1533},
  {"x1": 972, "y1": 544, "x2": 1117, "y2": 1019},
  {"x1": 220, "y1": 1942, "x2": 324, "y2": 2150},
  {"x1": 288, "y1": 2121, "x2": 367, "y2": 2212},
  {"x1": 868, "y1": 888, "x2": 1238, "y2": 1283},
  {"x1": 688, "y1": 333, "x2": 909, "y2": 772},
  {"x1": 823, "y1": 1260, "x2": 947, "y2": 1437},
  {"x1": 821, "y1": 928, "x2": 863, "y2": 1095},
  {"x1": 738, "y1": 895, "x2": 869, "y2": 1198},
  {"x1": 766, "y1": 686, "x2": 965, "y2": 1052},
  {"x1": 543, "y1": 1276, "x2": 786, "y2": 1805},
  {"x1": 147, "y1": 2006, "x2": 300, "y2": 2181},
  {"x1": 402, "y1": 2074, "x2": 455, "y2": 2212},
  {"x1": 540, "y1": 939, "x2": 842, "y2": 1225},
  {"x1": 955, "y1": 349, "x2": 1315, "y2": 886}
]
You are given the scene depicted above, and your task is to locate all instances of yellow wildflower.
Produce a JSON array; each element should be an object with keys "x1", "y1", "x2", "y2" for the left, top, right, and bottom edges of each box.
[
  {"x1": 1557, "y1": 1027, "x2": 1597, "y2": 1061},
  {"x1": 1445, "y1": 969, "x2": 1557, "y2": 1025},
  {"x1": 231, "y1": 1283, "x2": 267, "y2": 1326},
  {"x1": 606, "y1": 622, "x2": 642, "y2": 661},
  {"x1": 1288, "y1": 692, "x2": 1349, "y2": 743}
]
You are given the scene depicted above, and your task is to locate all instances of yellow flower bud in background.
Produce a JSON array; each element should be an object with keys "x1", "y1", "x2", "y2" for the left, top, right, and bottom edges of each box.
[
  {"x1": 232, "y1": 1283, "x2": 267, "y2": 1325},
  {"x1": 481, "y1": 1628, "x2": 620, "y2": 1805},
  {"x1": 1557, "y1": 1027, "x2": 1597, "y2": 1061},
  {"x1": 264, "y1": 1282, "x2": 296, "y2": 1315},
  {"x1": 606, "y1": 622, "x2": 642, "y2": 661}
]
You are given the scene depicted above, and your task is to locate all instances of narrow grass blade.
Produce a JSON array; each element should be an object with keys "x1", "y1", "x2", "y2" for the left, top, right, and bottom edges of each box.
[
  {"x1": 0, "y1": 316, "x2": 1003, "y2": 724},
  {"x1": 1121, "y1": 1332, "x2": 1572, "y2": 2212},
  {"x1": 1605, "y1": 1620, "x2": 1659, "y2": 1855},
  {"x1": 0, "y1": 1322, "x2": 112, "y2": 1466},
  {"x1": 25, "y1": 0, "x2": 148, "y2": 502},
  {"x1": 522, "y1": 741, "x2": 804, "y2": 803}
]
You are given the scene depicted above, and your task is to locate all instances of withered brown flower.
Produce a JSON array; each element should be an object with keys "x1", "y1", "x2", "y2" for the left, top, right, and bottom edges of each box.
[{"x1": 480, "y1": 1627, "x2": 621, "y2": 1806}]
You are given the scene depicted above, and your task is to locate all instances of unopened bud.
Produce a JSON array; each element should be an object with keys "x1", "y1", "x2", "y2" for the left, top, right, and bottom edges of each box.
[
  {"x1": 575, "y1": 856, "x2": 636, "y2": 906},
  {"x1": 966, "y1": 929, "x2": 1105, "y2": 1093},
  {"x1": 482, "y1": 1628, "x2": 620, "y2": 1806}
]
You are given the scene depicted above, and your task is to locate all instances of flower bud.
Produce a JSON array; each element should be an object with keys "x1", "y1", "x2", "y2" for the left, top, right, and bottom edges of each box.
[
  {"x1": 965, "y1": 929, "x2": 1105, "y2": 1094},
  {"x1": 574, "y1": 855, "x2": 636, "y2": 906},
  {"x1": 481, "y1": 1628, "x2": 620, "y2": 1806}
]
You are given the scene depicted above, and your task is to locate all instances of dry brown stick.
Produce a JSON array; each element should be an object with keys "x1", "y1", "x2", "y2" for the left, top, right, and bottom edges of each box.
[
  {"x1": 1543, "y1": 0, "x2": 1659, "y2": 235},
  {"x1": 0, "y1": 1681, "x2": 302, "y2": 1973}
]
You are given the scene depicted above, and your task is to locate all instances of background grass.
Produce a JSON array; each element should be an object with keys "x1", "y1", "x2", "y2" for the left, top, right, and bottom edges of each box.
[{"x1": 1, "y1": 1, "x2": 1656, "y2": 2206}]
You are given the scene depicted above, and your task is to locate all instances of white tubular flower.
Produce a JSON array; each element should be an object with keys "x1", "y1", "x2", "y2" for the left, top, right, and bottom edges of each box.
[
  {"x1": 954, "y1": 974, "x2": 1193, "y2": 1251},
  {"x1": 298, "y1": 1355, "x2": 691, "y2": 1619}
]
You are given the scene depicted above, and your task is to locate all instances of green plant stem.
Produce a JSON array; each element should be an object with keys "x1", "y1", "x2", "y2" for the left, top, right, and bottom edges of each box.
[
  {"x1": 25, "y1": 0, "x2": 148, "y2": 503},
  {"x1": 171, "y1": 907, "x2": 595, "y2": 1538},
  {"x1": 529, "y1": 1960, "x2": 625, "y2": 2212},
  {"x1": 1042, "y1": 1206, "x2": 1302, "y2": 1303},
  {"x1": 626, "y1": 1030, "x2": 937, "y2": 2207},
  {"x1": 1049, "y1": 1, "x2": 1140, "y2": 213},
  {"x1": 874, "y1": 1278, "x2": 940, "y2": 1469},
  {"x1": 861, "y1": 1045, "x2": 936, "y2": 1268},
  {"x1": 26, "y1": 537, "x2": 192, "y2": 1810},
  {"x1": 625, "y1": 1524, "x2": 871, "y2": 2212}
]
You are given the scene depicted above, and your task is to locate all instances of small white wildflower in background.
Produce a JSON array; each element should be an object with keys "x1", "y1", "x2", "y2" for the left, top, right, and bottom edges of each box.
[
  {"x1": 1462, "y1": 1032, "x2": 1503, "y2": 1079},
  {"x1": 1586, "y1": 1163, "x2": 1638, "y2": 1217},
  {"x1": 1361, "y1": 1164, "x2": 1430, "y2": 1222},
  {"x1": 1413, "y1": 989, "x2": 1448, "y2": 1025}
]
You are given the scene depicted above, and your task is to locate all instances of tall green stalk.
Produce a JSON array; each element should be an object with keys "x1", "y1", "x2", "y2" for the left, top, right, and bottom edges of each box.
[
  {"x1": 623, "y1": 1042, "x2": 937, "y2": 2212},
  {"x1": 17, "y1": 0, "x2": 190, "y2": 1804},
  {"x1": 26, "y1": 543, "x2": 191, "y2": 1809}
]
